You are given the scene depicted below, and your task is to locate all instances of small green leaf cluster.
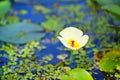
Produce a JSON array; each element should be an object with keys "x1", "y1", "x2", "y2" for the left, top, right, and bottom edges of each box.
[{"x1": 75, "y1": 49, "x2": 95, "y2": 71}]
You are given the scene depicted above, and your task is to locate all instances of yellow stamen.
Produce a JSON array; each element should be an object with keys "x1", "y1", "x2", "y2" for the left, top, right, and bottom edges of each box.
[{"x1": 67, "y1": 39, "x2": 80, "y2": 48}]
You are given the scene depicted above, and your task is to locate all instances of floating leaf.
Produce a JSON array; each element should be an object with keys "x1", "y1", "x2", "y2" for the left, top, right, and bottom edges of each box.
[
  {"x1": 0, "y1": 23, "x2": 45, "y2": 44},
  {"x1": 116, "y1": 65, "x2": 120, "y2": 70},
  {"x1": 7, "y1": 15, "x2": 20, "y2": 24},
  {"x1": 99, "y1": 50, "x2": 120, "y2": 72},
  {"x1": 61, "y1": 68, "x2": 93, "y2": 80},
  {"x1": 61, "y1": 75, "x2": 69, "y2": 80},
  {"x1": 0, "y1": 0, "x2": 11, "y2": 15}
]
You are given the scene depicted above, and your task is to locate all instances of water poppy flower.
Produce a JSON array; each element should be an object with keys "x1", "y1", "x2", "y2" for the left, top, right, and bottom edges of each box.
[{"x1": 58, "y1": 27, "x2": 89, "y2": 50}]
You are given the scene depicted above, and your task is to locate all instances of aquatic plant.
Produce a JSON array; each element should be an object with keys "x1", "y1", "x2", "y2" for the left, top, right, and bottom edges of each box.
[
  {"x1": 99, "y1": 50, "x2": 120, "y2": 72},
  {"x1": 34, "y1": 5, "x2": 51, "y2": 14},
  {"x1": 55, "y1": 27, "x2": 95, "y2": 79},
  {"x1": 60, "y1": 68, "x2": 93, "y2": 80},
  {"x1": 7, "y1": 15, "x2": 20, "y2": 24},
  {"x1": 58, "y1": 27, "x2": 89, "y2": 65},
  {"x1": 0, "y1": 23, "x2": 45, "y2": 44},
  {"x1": 87, "y1": 0, "x2": 120, "y2": 25},
  {"x1": 1, "y1": 41, "x2": 47, "y2": 80},
  {"x1": 41, "y1": 19, "x2": 64, "y2": 32},
  {"x1": 93, "y1": 0, "x2": 120, "y2": 6},
  {"x1": 0, "y1": 43, "x2": 18, "y2": 56},
  {"x1": 58, "y1": 27, "x2": 89, "y2": 50},
  {"x1": 0, "y1": 18, "x2": 7, "y2": 26},
  {"x1": 75, "y1": 49, "x2": 95, "y2": 70},
  {"x1": 87, "y1": 0, "x2": 120, "y2": 11},
  {"x1": 0, "y1": 43, "x2": 69, "y2": 80},
  {"x1": 1, "y1": 0, "x2": 120, "y2": 79},
  {"x1": 18, "y1": 10, "x2": 28, "y2": 15},
  {"x1": 51, "y1": 4, "x2": 86, "y2": 25},
  {"x1": 98, "y1": 50, "x2": 120, "y2": 79},
  {"x1": 0, "y1": 0, "x2": 11, "y2": 16},
  {"x1": 102, "y1": 4, "x2": 120, "y2": 26}
]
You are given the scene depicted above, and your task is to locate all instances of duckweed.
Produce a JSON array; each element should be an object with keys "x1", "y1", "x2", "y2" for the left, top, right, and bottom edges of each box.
[{"x1": 0, "y1": 1, "x2": 120, "y2": 80}]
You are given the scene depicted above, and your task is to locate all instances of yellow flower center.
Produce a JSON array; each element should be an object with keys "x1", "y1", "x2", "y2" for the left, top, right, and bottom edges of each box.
[{"x1": 67, "y1": 39, "x2": 80, "y2": 48}]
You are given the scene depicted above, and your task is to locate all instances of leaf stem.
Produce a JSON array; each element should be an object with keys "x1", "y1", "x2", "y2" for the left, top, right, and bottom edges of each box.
[
  {"x1": 54, "y1": 50, "x2": 74, "y2": 68},
  {"x1": 65, "y1": 50, "x2": 74, "y2": 65}
]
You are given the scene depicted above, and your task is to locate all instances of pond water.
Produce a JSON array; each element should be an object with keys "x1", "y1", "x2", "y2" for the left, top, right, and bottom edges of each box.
[{"x1": 0, "y1": 0, "x2": 120, "y2": 80}]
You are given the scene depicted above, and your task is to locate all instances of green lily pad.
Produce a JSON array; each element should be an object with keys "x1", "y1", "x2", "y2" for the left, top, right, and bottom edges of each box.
[
  {"x1": 0, "y1": 23, "x2": 45, "y2": 44},
  {"x1": 0, "y1": 0, "x2": 11, "y2": 15},
  {"x1": 61, "y1": 68, "x2": 93, "y2": 80},
  {"x1": 99, "y1": 50, "x2": 120, "y2": 72}
]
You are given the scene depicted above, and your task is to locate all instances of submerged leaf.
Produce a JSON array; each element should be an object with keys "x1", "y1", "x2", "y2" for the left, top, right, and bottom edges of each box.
[{"x1": 0, "y1": 23, "x2": 45, "y2": 44}]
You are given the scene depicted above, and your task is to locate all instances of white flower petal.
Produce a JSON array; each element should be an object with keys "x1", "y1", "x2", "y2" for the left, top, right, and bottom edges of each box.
[
  {"x1": 58, "y1": 27, "x2": 89, "y2": 50},
  {"x1": 59, "y1": 27, "x2": 83, "y2": 40},
  {"x1": 57, "y1": 36, "x2": 77, "y2": 50},
  {"x1": 79, "y1": 35, "x2": 89, "y2": 48}
]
